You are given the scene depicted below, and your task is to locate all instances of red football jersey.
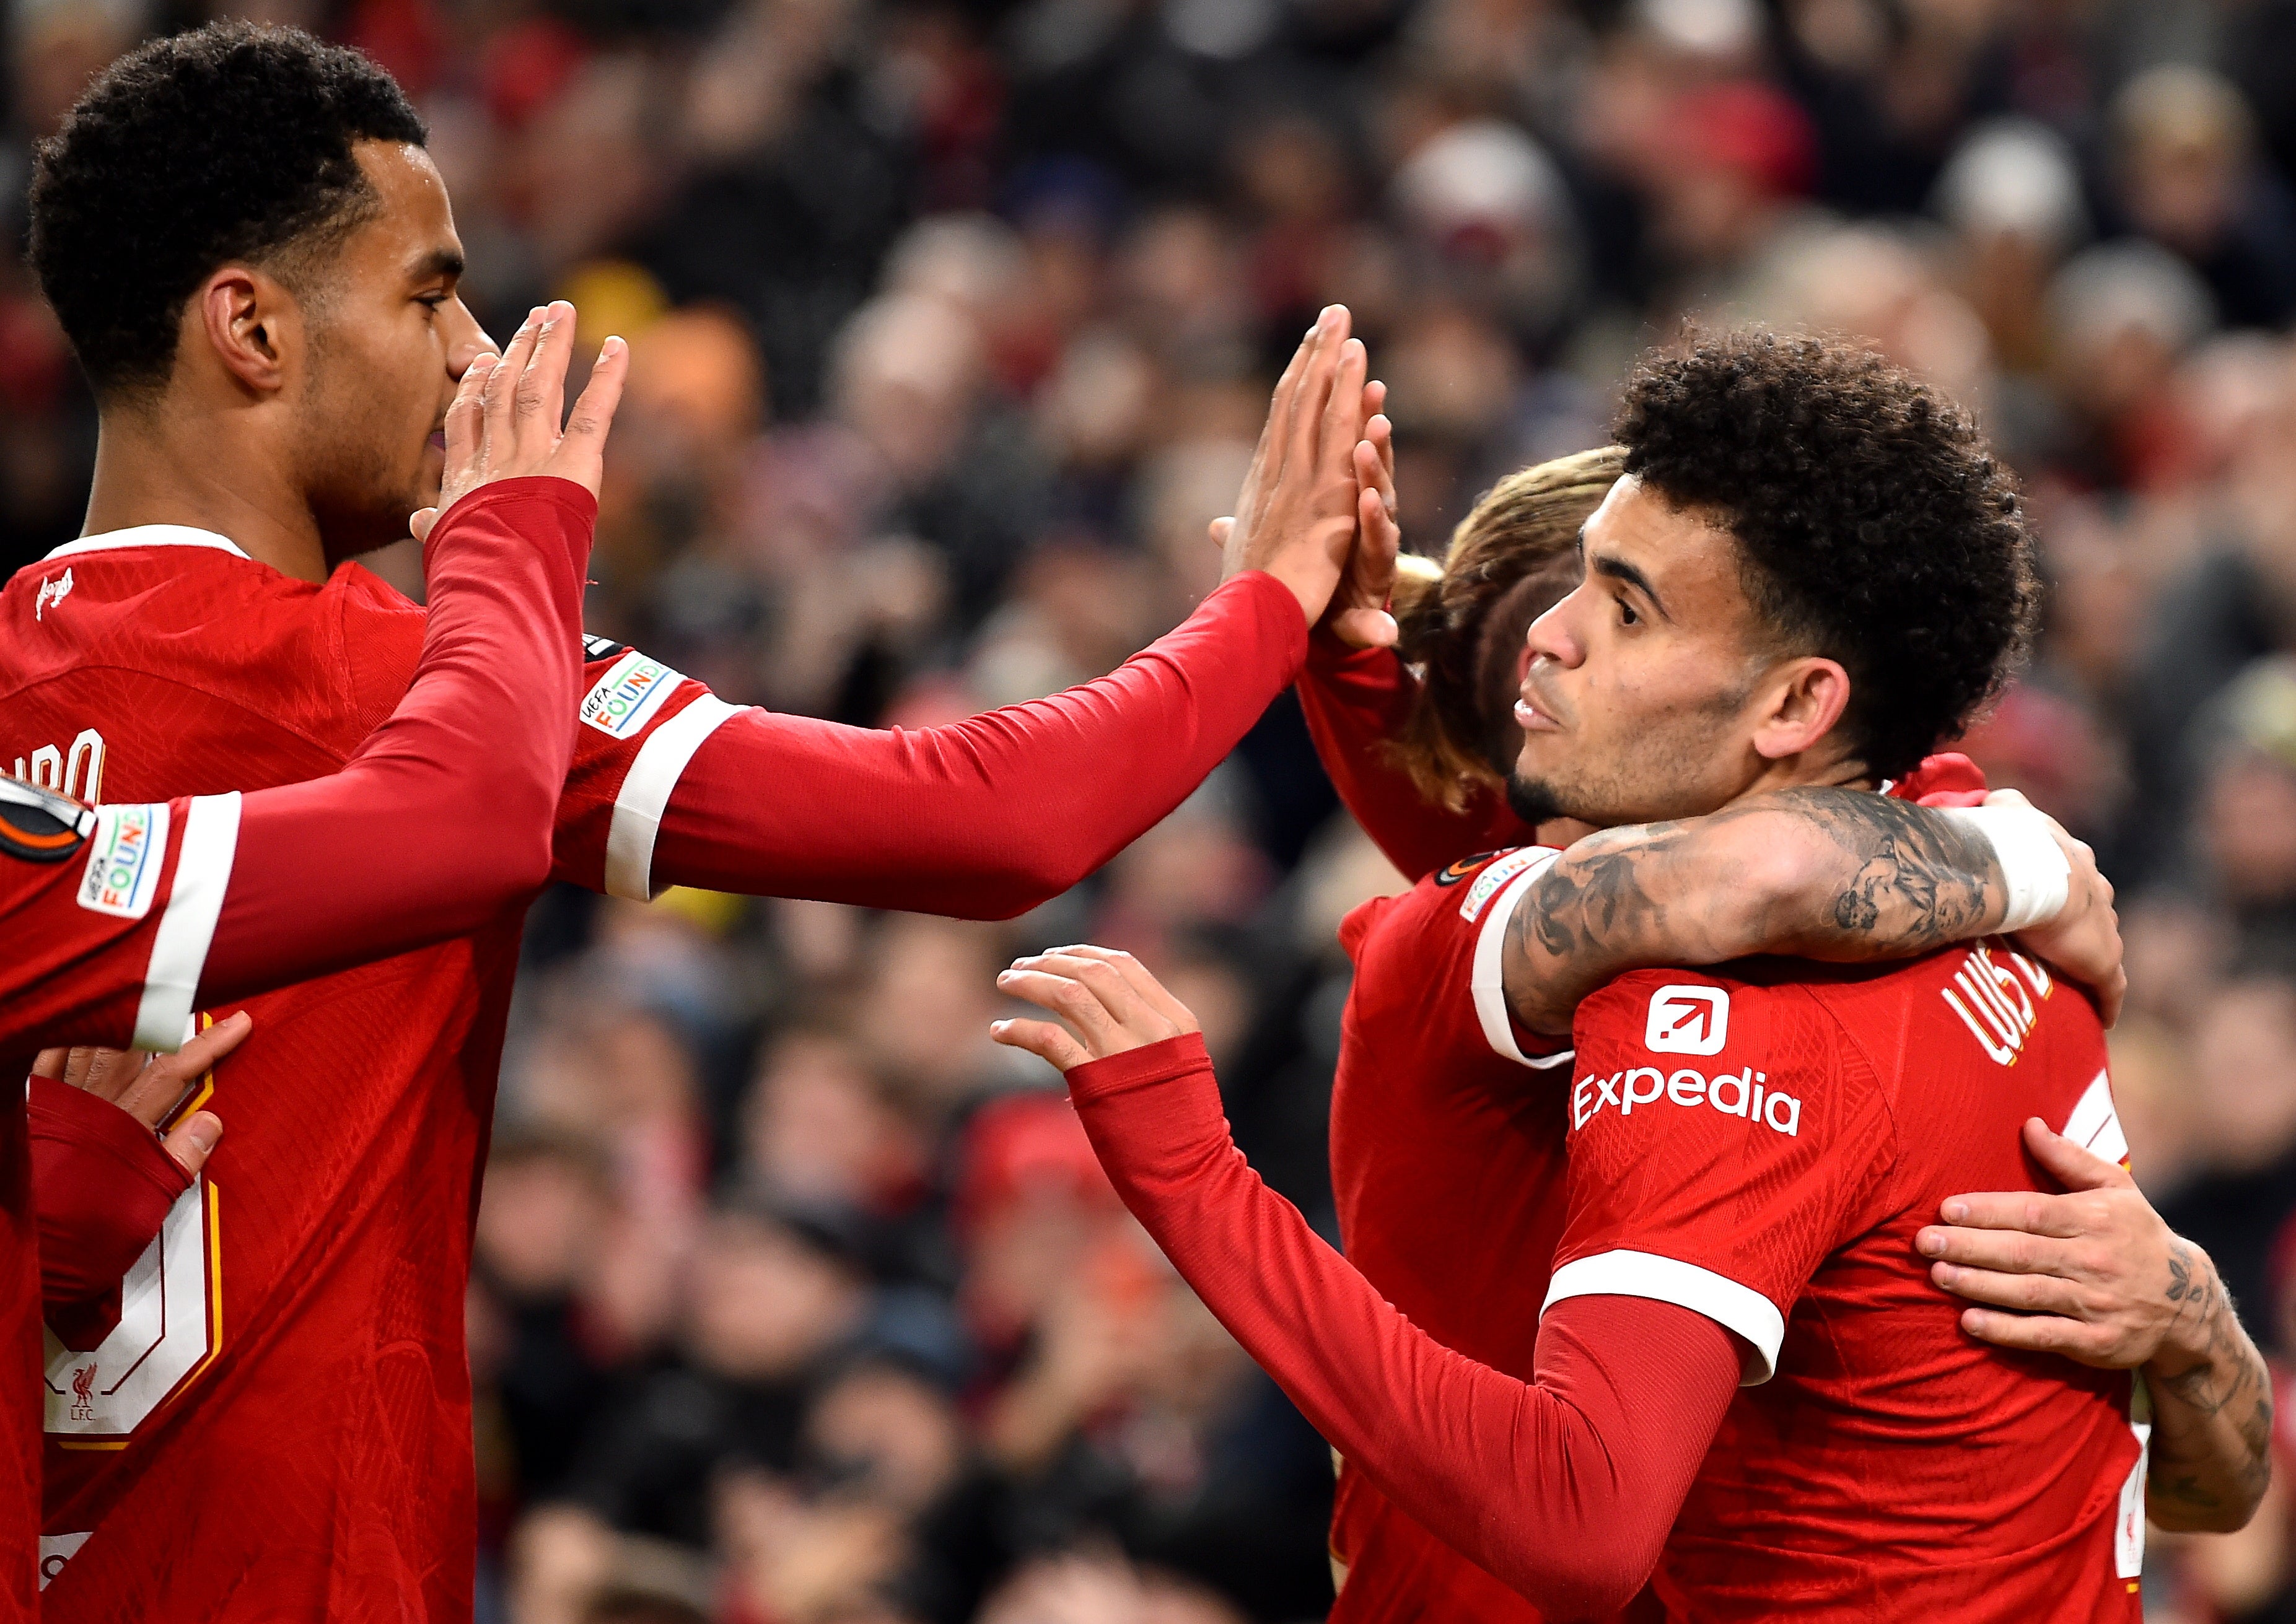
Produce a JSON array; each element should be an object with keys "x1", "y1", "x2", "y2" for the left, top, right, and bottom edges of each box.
[
  {"x1": 1552, "y1": 948, "x2": 2145, "y2": 1621},
  {"x1": 3, "y1": 520, "x2": 1303, "y2": 1620},
  {"x1": 0, "y1": 777, "x2": 248, "y2": 1619},
  {"x1": 1328, "y1": 847, "x2": 1573, "y2": 1623},
  {"x1": 0, "y1": 779, "x2": 243, "y2": 1061},
  {"x1": 0, "y1": 528, "x2": 724, "y2": 1620}
]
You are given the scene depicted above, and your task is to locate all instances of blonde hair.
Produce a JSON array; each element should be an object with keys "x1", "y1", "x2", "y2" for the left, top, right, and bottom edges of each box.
[{"x1": 1384, "y1": 447, "x2": 1626, "y2": 810}]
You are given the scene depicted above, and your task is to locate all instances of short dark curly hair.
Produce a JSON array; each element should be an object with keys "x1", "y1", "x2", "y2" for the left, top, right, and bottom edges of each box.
[
  {"x1": 28, "y1": 22, "x2": 426, "y2": 397},
  {"x1": 1615, "y1": 330, "x2": 2039, "y2": 782}
]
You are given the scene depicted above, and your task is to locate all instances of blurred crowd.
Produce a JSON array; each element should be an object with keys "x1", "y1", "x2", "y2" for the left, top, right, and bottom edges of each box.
[{"x1": 11, "y1": 0, "x2": 2296, "y2": 1618}]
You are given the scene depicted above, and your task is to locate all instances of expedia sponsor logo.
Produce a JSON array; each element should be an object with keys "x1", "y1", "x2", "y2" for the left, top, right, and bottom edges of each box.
[
  {"x1": 77, "y1": 801, "x2": 167, "y2": 919},
  {"x1": 1571, "y1": 1062, "x2": 1801, "y2": 1137},
  {"x1": 580, "y1": 650, "x2": 680, "y2": 740},
  {"x1": 1645, "y1": 985, "x2": 1729, "y2": 1055}
]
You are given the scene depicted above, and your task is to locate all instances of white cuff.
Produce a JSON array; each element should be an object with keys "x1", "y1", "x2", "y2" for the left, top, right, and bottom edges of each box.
[
  {"x1": 1942, "y1": 804, "x2": 2070, "y2": 933},
  {"x1": 1543, "y1": 1248, "x2": 1786, "y2": 1384},
  {"x1": 1469, "y1": 850, "x2": 1575, "y2": 1070},
  {"x1": 134, "y1": 792, "x2": 242, "y2": 1051},
  {"x1": 603, "y1": 696, "x2": 745, "y2": 900}
]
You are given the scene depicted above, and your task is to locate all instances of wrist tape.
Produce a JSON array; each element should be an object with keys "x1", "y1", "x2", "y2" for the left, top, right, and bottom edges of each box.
[{"x1": 1941, "y1": 804, "x2": 2072, "y2": 933}]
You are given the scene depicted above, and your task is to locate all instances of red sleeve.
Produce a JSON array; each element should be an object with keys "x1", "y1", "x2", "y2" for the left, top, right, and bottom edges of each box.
[
  {"x1": 1067, "y1": 1032, "x2": 1742, "y2": 1618},
  {"x1": 1297, "y1": 635, "x2": 1528, "y2": 880},
  {"x1": 550, "y1": 571, "x2": 1308, "y2": 916},
  {"x1": 0, "y1": 479, "x2": 590, "y2": 1054},
  {"x1": 1549, "y1": 971, "x2": 1896, "y2": 1381},
  {"x1": 191, "y1": 478, "x2": 592, "y2": 1005},
  {"x1": 28, "y1": 1076, "x2": 186, "y2": 1345},
  {"x1": 0, "y1": 788, "x2": 194, "y2": 1054}
]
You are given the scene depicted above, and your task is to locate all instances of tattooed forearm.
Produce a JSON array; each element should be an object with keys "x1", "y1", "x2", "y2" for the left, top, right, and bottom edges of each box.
[
  {"x1": 1771, "y1": 788, "x2": 2002, "y2": 953},
  {"x1": 1500, "y1": 789, "x2": 2010, "y2": 1034},
  {"x1": 2145, "y1": 1241, "x2": 2275, "y2": 1529}
]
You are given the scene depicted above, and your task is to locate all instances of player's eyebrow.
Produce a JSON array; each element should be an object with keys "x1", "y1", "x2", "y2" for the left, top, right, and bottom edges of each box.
[
  {"x1": 406, "y1": 247, "x2": 465, "y2": 284},
  {"x1": 1588, "y1": 551, "x2": 1671, "y2": 621}
]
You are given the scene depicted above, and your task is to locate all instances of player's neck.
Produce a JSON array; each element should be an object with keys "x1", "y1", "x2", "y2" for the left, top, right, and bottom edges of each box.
[
  {"x1": 1726, "y1": 749, "x2": 1875, "y2": 808},
  {"x1": 82, "y1": 411, "x2": 331, "y2": 585}
]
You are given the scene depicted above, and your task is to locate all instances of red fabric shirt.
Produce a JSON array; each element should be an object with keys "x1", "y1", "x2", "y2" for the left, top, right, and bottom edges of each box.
[
  {"x1": 1328, "y1": 847, "x2": 1574, "y2": 1623},
  {"x1": 1295, "y1": 637, "x2": 1529, "y2": 880},
  {"x1": 1556, "y1": 951, "x2": 2144, "y2": 1620},
  {"x1": 0, "y1": 480, "x2": 592, "y2": 1617},
  {"x1": 0, "y1": 528, "x2": 1300, "y2": 1622}
]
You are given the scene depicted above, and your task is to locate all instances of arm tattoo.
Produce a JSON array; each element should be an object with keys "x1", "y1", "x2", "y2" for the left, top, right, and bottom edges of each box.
[
  {"x1": 2149, "y1": 1242, "x2": 2275, "y2": 1513},
  {"x1": 1775, "y1": 789, "x2": 2000, "y2": 951},
  {"x1": 1501, "y1": 789, "x2": 2007, "y2": 1034},
  {"x1": 1510, "y1": 790, "x2": 2002, "y2": 974}
]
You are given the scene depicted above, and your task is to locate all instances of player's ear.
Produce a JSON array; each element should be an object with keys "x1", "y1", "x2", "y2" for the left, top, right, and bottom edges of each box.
[
  {"x1": 192, "y1": 266, "x2": 300, "y2": 398},
  {"x1": 1749, "y1": 655, "x2": 1852, "y2": 763}
]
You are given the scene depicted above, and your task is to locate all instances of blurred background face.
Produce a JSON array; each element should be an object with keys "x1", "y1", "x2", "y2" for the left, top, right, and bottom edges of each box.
[
  {"x1": 1510, "y1": 476, "x2": 1781, "y2": 827},
  {"x1": 685, "y1": 1214, "x2": 864, "y2": 1381}
]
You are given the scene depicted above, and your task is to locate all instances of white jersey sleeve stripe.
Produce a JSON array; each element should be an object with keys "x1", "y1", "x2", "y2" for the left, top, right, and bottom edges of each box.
[
  {"x1": 1469, "y1": 849, "x2": 1574, "y2": 1069},
  {"x1": 132, "y1": 792, "x2": 243, "y2": 1051},
  {"x1": 1543, "y1": 1248, "x2": 1787, "y2": 1386},
  {"x1": 603, "y1": 696, "x2": 745, "y2": 901}
]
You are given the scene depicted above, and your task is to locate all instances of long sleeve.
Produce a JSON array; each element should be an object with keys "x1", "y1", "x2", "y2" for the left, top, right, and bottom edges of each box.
[
  {"x1": 644, "y1": 571, "x2": 1308, "y2": 918},
  {"x1": 1296, "y1": 636, "x2": 1529, "y2": 880},
  {"x1": 195, "y1": 477, "x2": 593, "y2": 1000},
  {"x1": 1067, "y1": 1033, "x2": 1743, "y2": 1622},
  {"x1": 29, "y1": 1077, "x2": 186, "y2": 1345}
]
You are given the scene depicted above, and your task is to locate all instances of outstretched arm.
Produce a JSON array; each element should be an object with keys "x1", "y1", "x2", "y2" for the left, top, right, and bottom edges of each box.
[
  {"x1": 989, "y1": 947, "x2": 1740, "y2": 1620},
  {"x1": 642, "y1": 310, "x2": 1380, "y2": 919},
  {"x1": 1917, "y1": 1118, "x2": 2272, "y2": 1534},
  {"x1": 1501, "y1": 788, "x2": 2113, "y2": 1036}
]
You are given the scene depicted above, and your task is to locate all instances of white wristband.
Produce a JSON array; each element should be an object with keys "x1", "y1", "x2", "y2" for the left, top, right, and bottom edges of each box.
[{"x1": 1941, "y1": 805, "x2": 2072, "y2": 933}]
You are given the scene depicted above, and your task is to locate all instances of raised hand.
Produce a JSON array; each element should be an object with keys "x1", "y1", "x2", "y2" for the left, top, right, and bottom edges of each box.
[
  {"x1": 1211, "y1": 374, "x2": 1399, "y2": 647},
  {"x1": 1331, "y1": 396, "x2": 1400, "y2": 648},
  {"x1": 409, "y1": 299, "x2": 630, "y2": 543},
  {"x1": 991, "y1": 945, "x2": 1202, "y2": 1073},
  {"x1": 1216, "y1": 307, "x2": 1378, "y2": 632}
]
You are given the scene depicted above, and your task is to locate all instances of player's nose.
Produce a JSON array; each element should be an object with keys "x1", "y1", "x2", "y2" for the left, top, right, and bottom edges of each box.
[
  {"x1": 1523, "y1": 590, "x2": 1583, "y2": 670},
  {"x1": 440, "y1": 299, "x2": 493, "y2": 381}
]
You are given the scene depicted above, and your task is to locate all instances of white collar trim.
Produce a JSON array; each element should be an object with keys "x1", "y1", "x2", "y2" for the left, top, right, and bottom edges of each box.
[{"x1": 46, "y1": 525, "x2": 250, "y2": 562}]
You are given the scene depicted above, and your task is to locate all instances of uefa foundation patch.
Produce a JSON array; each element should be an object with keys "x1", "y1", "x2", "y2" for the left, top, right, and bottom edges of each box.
[
  {"x1": 78, "y1": 801, "x2": 168, "y2": 919},
  {"x1": 580, "y1": 650, "x2": 681, "y2": 739},
  {"x1": 1459, "y1": 847, "x2": 1548, "y2": 922}
]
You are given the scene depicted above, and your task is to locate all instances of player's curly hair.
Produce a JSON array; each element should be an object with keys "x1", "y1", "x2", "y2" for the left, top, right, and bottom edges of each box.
[
  {"x1": 28, "y1": 22, "x2": 426, "y2": 397},
  {"x1": 1387, "y1": 447, "x2": 1624, "y2": 810},
  {"x1": 1615, "y1": 330, "x2": 2039, "y2": 782}
]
